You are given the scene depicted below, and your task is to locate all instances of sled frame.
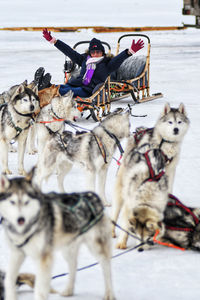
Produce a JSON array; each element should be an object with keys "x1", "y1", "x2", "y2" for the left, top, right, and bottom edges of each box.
[{"x1": 109, "y1": 34, "x2": 163, "y2": 103}]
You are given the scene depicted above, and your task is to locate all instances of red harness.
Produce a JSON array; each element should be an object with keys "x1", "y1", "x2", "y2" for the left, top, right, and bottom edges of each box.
[
  {"x1": 144, "y1": 150, "x2": 165, "y2": 182},
  {"x1": 166, "y1": 194, "x2": 199, "y2": 232}
]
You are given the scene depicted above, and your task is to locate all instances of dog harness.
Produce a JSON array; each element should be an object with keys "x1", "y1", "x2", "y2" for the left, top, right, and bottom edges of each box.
[
  {"x1": 165, "y1": 194, "x2": 199, "y2": 232},
  {"x1": 1, "y1": 103, "x2": 33, "y2": 139},
  {"x1": 143, "y1": 150, "x2": 165, "y2": 182},
  {"x1": 134, "y1": 127, "x2": 173, "y2": 165},
  {"x1": 52, "y1": 191, "x2": 104, "y2": 236}
]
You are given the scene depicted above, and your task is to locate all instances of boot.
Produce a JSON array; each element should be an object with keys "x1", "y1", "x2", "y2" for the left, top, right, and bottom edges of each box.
[
  {"x1": 38, "y1": 73, "x2": 52, "y2": 90},
  {"x1": 34, "y1": 67, "x2": 45, "y2": 86}
]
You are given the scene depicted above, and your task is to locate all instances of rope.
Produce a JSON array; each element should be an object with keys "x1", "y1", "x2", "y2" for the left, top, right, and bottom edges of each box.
[
  {"x1": 51, "y1": 220, "x2": 145, "y2": 281},
  {"x1": 51, "y1": 241, "x2": 146, "y2": 281},
  {"x1": 153, "y1": 229, "x2": 185, "y2": 251},
  {"x1": 39, "y1": 117, "x2": 65, "y2": 124}
]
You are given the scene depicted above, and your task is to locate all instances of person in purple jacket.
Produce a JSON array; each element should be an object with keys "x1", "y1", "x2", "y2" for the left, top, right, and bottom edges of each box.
[{"x1": 35, "y1": 28, "x2": 144, "y2": 97}]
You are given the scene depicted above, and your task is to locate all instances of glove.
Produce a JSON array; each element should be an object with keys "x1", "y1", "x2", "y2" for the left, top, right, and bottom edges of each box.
[
  {"x1": 129, "y1": 39, "x2": 144, "y2": 55},
  {"x1": 43, "y1": 28, "x2": 56, "y2": 44}
]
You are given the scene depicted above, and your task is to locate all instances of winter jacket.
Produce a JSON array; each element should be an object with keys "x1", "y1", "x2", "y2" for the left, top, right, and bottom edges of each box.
[{"x1": 54, "y1": 39, "x2": 131, "y2": 95}]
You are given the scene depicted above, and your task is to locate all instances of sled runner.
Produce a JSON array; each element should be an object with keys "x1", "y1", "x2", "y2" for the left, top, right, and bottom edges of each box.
[{"x1": 109, "y1": 34, "x2": 163, "y2": 104}]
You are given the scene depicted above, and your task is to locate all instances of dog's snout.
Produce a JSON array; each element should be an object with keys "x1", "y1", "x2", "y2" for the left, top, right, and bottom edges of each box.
[
  {"x1": 30, "y1": 104, "x2": 35, "y2": 111},
  {"x1": 174, "y1": 127, "x2": 179, "y2": 135},
  {"x1": 17, "y1": 217, "x2": 25, "y2": 225}
]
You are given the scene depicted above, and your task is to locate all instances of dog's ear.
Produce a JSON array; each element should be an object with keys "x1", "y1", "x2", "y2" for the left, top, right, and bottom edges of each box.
[
  {"x1": 22, "y1": 80, "x2": 28, "y2": 86},
  {"x1": 31, "y1": 85, "x2": 38, "y2": 96},
  {"x1": 178, "y1": 103, "x2": 187, "y2": 116},
  {"x1": 27, "y1": 80, "x2": 37, "y2": 90},
  {"x1": 129, "y1": 216, "x2": 137, "y2": 226},
  {"x1": 16, "y1": 84, "x2": 25, "y2": 95},
  {"x1": 161, "y1": 102, "x2": 171, "y2": 117},
  {"x1": 0, "y1": 174, "x2": 10, "y2": 193}
]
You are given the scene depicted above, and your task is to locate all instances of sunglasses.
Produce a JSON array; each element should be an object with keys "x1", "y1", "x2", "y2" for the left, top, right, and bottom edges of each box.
[{"x1": 90, "y1": 50, "x2": 103, "y2": 54}]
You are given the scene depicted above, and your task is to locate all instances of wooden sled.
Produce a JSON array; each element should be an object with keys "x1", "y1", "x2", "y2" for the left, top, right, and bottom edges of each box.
[{"x1": 109, "y1": 34, "x2": 163, "y2": 104}]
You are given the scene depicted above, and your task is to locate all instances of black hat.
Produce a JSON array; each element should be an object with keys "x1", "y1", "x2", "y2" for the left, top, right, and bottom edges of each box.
[{"x1": 89, "y1": 38, "x2": 105, "y2": 54}]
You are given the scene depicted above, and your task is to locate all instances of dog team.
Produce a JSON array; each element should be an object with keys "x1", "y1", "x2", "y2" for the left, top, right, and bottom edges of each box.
[{"x1": 0, "y1": 34, "x2": 194, "y2": 300}]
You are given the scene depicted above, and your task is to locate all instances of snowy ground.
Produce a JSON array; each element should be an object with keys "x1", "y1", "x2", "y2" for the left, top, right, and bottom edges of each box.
[{"x1": 0, "y1": 0, "x2": 200, "y2": 299}]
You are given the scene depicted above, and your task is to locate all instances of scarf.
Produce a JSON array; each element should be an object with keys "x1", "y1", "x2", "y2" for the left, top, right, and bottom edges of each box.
[{"x1": 82, "y1": 56, "x2": 104, "y2": 86}]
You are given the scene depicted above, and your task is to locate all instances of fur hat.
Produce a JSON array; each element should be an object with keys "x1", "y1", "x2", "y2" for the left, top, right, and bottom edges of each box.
[{"x1": 89, "y1": 38, "x2": 105, "y2": 54}]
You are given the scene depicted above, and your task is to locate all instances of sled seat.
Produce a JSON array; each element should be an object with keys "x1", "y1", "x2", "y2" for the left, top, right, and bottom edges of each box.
[
  {"x1": 63, "y1": 40, "x2": 112, "y2": 121},
  {"x1": 109, "y1": 34, "x2": 163, "y2": 104},
  {"x1": 75, "y1": 76, "x2": 111, "y2": 122}
]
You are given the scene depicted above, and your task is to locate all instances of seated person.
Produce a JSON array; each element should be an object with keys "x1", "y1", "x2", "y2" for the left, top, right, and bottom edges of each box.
[{"x1": 35, "y1": 29, "x2": 144, "y2": 98}]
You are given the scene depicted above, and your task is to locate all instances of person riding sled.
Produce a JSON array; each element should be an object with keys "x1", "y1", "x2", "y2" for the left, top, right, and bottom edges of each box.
[{"x1": 35, "y1": 29, "x2": 144, "y2": 98}]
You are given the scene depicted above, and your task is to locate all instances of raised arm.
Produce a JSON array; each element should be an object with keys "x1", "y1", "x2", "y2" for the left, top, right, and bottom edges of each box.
[{"x1": 42, "y1": 29, "x2": 84, "y2": 66}]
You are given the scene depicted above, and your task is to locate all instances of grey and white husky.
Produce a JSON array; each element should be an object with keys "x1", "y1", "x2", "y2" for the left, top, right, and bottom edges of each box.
[
  {"x1": 36, "y1": 109, "x2": 130, "y2": 206},
  {"x1": 0, "y1": 83, "x2": 40, "y2": 175},
  {"x1": 111, "y1": 103, "x2": 190, "y2": 249},
  {"x1": 0, "y1": 171, "x2": 115, "y2": 300},
  {"x1": 113, "y1": 145, "x2": 168, "y2": 250}
]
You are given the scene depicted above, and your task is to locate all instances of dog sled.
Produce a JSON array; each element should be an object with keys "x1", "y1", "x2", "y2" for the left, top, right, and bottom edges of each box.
[
  {"x1": 64, "y1": 40, "x2": 112, "y2": 122},
  {"x1": 63, "y1": 34, "x2": 163, "y2": 121}
]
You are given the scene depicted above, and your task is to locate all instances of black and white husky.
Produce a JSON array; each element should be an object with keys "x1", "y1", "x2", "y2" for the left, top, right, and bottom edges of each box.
[
  {"x1": 0, "y1": 171, "x2": 115, "y2": 300},
  {"x1": 36, "y1": 109, "x2": 130, "y2": 206},
  {"x1": 112, "y1": 103, "x2": 190, "y2": 249},
  {"x1": 0, "y1": 83, "x2": 40, "y2": 175}
]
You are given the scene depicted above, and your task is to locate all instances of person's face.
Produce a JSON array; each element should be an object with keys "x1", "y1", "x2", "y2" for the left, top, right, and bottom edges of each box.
[{"x1": 90, "y1": 50, "x2": 103, "y2": 57}]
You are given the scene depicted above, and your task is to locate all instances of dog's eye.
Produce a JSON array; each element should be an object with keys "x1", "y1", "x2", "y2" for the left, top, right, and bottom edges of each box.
[
  {"x1": 178, "y1": 121, "x2": 182, "y2": 124},
  {"x1": 24, "y1": 200, "x2": 30, "y2": 206},
  {"x1": 10, "y1": 200, "x2": 15, "y2": 205},
  {"x1": 23, "y1": 98, "x2": 28, "y2": 102},
  {"x1": 168, "y1": 121, "x2": 173, "y2": 124}
]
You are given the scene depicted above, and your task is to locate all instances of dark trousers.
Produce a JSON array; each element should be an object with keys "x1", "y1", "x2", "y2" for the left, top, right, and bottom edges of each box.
[{"x1": 59, "y1": 84, "x2": 90, "y2": 97}]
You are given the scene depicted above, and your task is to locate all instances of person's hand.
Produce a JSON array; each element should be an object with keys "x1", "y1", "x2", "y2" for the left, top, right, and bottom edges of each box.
[
  {"x1": 42, "y1": 29, "x2": 56, "y2": 44},
  {"x1": 128, "y1": 39, "x2": 144, "y2": 55}
]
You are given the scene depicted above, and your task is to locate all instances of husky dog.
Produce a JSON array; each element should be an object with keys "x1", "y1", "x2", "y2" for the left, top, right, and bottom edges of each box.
[
  {"x1": 27, "y1": 90, "x2": 79, "y2": 156},
  {"x1": 161, "y1": 194, "x2": 200, "y2": 251},
  {"x1": 36, "y1": 109, "x2": 130, "y2": 205},
  {"x1": 38, "y1": 84, "x2": 60, "y2": 108},
  {"x1": 0, "y1": 171, "x2": 115, "y2": 300},
  {"x1": 0, "y1": 84, "x2": 40, "y2": 175},
  {"x1": 112, "y1": 143, "x2": 168, "y2": 250},
  {"x1": 111, "y1": 103, "x2": 190, "y2": 242}
]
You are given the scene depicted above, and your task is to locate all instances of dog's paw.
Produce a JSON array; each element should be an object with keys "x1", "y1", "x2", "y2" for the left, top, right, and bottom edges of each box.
[
  {"x1": 60, "y1": 287, "x2": 74, "y2": 297},
  {"x1": 104, "y1": 293, "x2": 116, "y2": 300},
  {"x1": 116, "y1": 242, "x2": 127, "y2": 249}
]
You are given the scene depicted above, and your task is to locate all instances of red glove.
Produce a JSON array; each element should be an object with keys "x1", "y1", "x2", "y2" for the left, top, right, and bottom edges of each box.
[
  {"x1": 129, "y1": 39, "x2": 144, "y2": 55},
  {"x1": 43, "y1": 29, "x2": 56, "y2": 44}
]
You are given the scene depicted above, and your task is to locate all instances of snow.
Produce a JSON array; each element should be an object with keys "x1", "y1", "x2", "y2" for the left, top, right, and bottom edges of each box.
[{"x1": 0, "y1": 0, "x2": 200, "y2": 299}]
